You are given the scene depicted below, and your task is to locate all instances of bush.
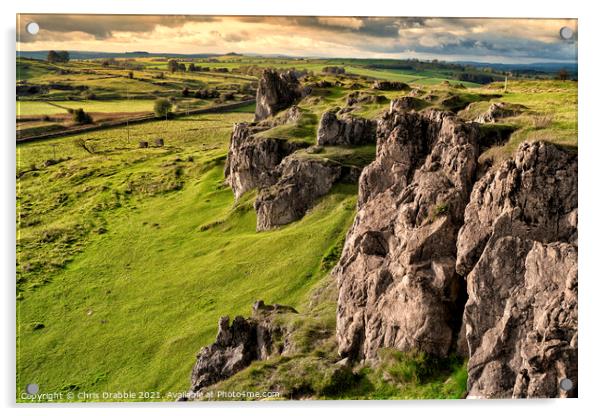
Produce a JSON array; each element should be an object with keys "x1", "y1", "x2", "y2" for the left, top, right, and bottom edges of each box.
[
  {"x1": 153, "y1": 98, "x2": 172, "y2": 118},
  {"x1": 72, "y1": 108, "x2": 92, "y2": 125},
  {"x1": 73, "y1": 138, "x2": 95, "y2": 154},
  {"x1": 220, "y1": 92, "x2": 235, "y2": 101}
]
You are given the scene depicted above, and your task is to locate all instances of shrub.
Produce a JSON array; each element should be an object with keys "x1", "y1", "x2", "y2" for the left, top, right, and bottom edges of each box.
[
  {"x1": 220, "y1": 92, "x2": 235, "y2": 101},
  {"x1": 153, "y1": 98, "x2": 172, "y2": 118},
  {"x1": 433, "y1": 203, "x2": 449, "y2": 217},
  {"x1": 72, "y1": 108, "x2": 92, "y2": 124}
]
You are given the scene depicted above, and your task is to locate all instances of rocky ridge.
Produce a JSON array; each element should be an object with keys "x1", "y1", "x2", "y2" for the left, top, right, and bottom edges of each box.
[
  {"x1": 185, "y1": 301, "x2": 298, "y2": 399},
  {"x1": 333, "y1": 101, "x2": 577, "y2": 397},
  {"x1": 193, "y1": 72, "x2": 577, "y2": 398},
  {"x1": 335, "y1": 108, "x2": 480, "y2": 360},
  {"x1": 254, "y1": 69, "x2": 305, "y2": 122},
  {"x1": 457, "y1": 141, "x2": 577, "y2": 398},
  {"x1": 224, "y1": 69, "x2": 377, "y2": 231}
]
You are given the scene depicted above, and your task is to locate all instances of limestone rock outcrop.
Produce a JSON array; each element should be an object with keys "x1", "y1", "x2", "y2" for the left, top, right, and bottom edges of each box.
[
  {"x1": 389, "y1": 97, "x2": 426, "y2": 112},
  {"x1": 456, "y1": 141, "x2": 578, "y2": 398},
  {"x1": 317, "y1": 110, "x2": 376, "y2": 146},
  {"x1": 335, "y1": 108, "x2": 480, "y2": 360},
  {"x1": 255, "y1": 69, "x2": 304, "y2": 122},
  {"x1": 224, "y1": 123, "x2": 308, "y2": 199},
  {"x1": 188, "y1": 301, "x2": 297, "y2": 395},
  {"x1": 255, "y1": 156, "x2": 360, "y2": 231}
]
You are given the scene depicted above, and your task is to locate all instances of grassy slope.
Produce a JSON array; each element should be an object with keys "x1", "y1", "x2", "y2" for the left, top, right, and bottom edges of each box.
[
  {"x1": 16, "y1": 107, "x2": 358, "y2": 401},
  {"x1": 459, "y1": 80, "x2": 578, "y2": 162}
]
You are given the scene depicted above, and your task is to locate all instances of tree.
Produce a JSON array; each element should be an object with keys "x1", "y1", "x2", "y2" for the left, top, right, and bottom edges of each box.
[
  {"x1": 57, "y1": 51, "x2": 70, "y2": 63},
  {"x1": 182, "y1": 87, "x2": 190, "y2": 97},
  {"x1": 154, "y1": 98, "x2": 172, "y2": 118},
  {"x1": 47, "y1": 50, "x2": 70, "y2": 63},
  {"x1": 168, "y1": 59, "x2": 179, "y2": 73},
  {"x1": 188, "y1": 63, "x2": 197, "y2": 72},
  {"x1": 47, "y1": 50, "x2": 59, "y2": 63},
  {"x1": 557, "y1": 69, "x2": 569, "y2": 81},
  {"x1": 72, "y1": 108, "x2": 92, "y2": 124},
  {"x1": 128, "y1": 71, "x2": 134, "y2": 79}
]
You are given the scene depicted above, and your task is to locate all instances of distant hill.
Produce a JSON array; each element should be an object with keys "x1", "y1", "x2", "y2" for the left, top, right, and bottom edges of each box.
[
  {"x1": 16, "y1": 50, "x2": 224, "y2": 60},
  {"x1": 454, "y1": 61, "x2": 578, "y2": 74}
]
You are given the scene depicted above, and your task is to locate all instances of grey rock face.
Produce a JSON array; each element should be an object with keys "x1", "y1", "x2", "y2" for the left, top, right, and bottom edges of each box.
[
  {"x1": 457, "y1": 141, "x2": 578, "y2": 398},
  {"x1": 317, "y1": 110, "x2": 376, "y2": 146},
  {"x1": 335, "y1": 108, "x2": 480, "y2": 360},
  {"x1": 224, "y1": 123, "x2": 308, "y2": 199},
  {"x1": 255, "y1": 156, "x2": 356, "y2": 231},
  {"x1": 189, "y1": 301, "x2": 297, "y2": 394},
  {"x1": 255, "y1": 69, "x2": 303, "y2": 122},
  {"x1": 456, "y1": 141, "x2": 578, "y2": 275},
  {"x1": 389, "y1": 97, "x2": 426, "y2": 112}
]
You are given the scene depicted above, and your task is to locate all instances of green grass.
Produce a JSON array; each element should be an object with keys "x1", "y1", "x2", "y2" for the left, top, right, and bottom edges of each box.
[
  {"x1": 17, "y1": 101, "x2": 68, "y2": 116},
  {"x1": 464, "y1": 80, "x2": 578, "y2": 163},
  {"x1": 17, "y1": 99, "x2": 158, "y2": 116},
  {"x1": 16, "y1": 107, "x2": 359, "y2": 402},
  {"x1": 298, "y1": 145, "x2": 376, "y2": 168}
]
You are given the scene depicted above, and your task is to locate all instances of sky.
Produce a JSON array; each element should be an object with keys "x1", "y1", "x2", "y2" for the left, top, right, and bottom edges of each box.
[{"x1": 17, "y1": 15, "x2": 578, "y2": 63}]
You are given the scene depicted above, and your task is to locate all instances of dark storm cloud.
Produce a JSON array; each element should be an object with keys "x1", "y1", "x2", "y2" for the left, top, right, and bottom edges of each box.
[
  {"x1": 18, "y1": 14, "x2": 216, "y2": 43},
  {"x1": 17, "y1": 14, "x2": 577, "y2": 62},
  {"x1": 231, "y1": 16, "x2": 426, "y2": 38}
]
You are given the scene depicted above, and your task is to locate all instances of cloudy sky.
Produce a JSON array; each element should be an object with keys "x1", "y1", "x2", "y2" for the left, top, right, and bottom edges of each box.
[{"x1": 17, "y1": 15, "x2": 578, "y2": 63}]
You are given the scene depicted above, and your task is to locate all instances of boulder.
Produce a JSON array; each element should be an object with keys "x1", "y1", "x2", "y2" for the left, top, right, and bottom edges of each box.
[
  {"x1": 372, "y1": 80, "x2": 410, "y2": 91},
  {"x1": 254, "y1": 156, "x2": 352, "y2": 231},
  {"x1": 335, "y1": 108, "x2": 480, "y2": 360},
  {"x1": 389, "y1": 97, "x2": 425, "y2": 112},
  {"x1": 345, "y1": 91, "x2": 387, "y2": 107},
  {"x1": 456, "y1": 141, "x2": 578, "y2": 398},
  {"x1": 188, "y1": 301, "x2": 297, "y2": 395},
  {"x1": 254, "y1": 69, "x2": 304, "y2": 122},
  {"x1": 224, "y1": 123, "x2": 309, "y2": 199},
  {"x1": 317, "y1": 110, "x2": 376, "y2": 146}
]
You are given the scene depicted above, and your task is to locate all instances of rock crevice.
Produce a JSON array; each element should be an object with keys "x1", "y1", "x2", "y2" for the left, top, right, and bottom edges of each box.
[{"x1": 335, "y1": 107, "x2": 480, "y2": 360}]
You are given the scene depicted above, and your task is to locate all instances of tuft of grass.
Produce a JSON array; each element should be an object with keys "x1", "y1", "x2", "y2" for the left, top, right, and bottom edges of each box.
[{"x1": 532, "y1": 113, "x2": 554, "y2": 129}]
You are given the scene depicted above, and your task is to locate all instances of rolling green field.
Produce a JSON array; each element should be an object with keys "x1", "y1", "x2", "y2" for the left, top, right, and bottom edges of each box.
[
  {"x1": 16, "y1": 107, "x2": 358, "y2": 400},
  {"x1": 17, "y1": 99, "x2": 158, "y2": 116}
]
